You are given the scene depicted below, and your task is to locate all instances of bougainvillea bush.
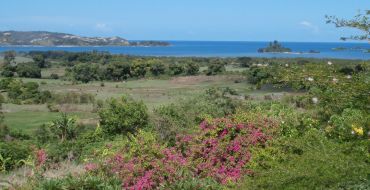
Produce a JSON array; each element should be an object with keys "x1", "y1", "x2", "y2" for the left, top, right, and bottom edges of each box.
[{"x1": 98, "y1": 115, "x2": 279, "y2": 189}]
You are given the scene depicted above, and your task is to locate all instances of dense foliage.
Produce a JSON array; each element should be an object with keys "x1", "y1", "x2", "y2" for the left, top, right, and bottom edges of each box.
[{"x1": 99, "y1": 97, "x2": 148, "y2": 135}]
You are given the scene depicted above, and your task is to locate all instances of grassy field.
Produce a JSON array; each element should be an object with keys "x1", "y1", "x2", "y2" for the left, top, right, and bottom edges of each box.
[
  {"x1": 0, "y1": 56, "x2": 33, "y2": 65},
  {"x1": 41, "y1": 67, "x2": 66, "y2": 78},
  {"x1": 2, "y1": 73, "x2": 293, "y2": 133},
  {"x1": 0, "y1": 57, "x2": 291, "y2": 134},
  {"x1": 20, "y1": 75, "x2": 254, "y2": 106},
  {"x1": 2, "y1": 99, "x2": 97, "y2": 133},
  {"x1": 4, "y1": 111, "x2": 97, "y2": 133}
]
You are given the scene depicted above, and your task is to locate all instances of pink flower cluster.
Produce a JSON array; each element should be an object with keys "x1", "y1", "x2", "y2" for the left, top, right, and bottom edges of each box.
[
  {"x1": 84, "y1": 163, "x2": 98, "y2": 172},
  {"x1": 187, "y1": 118, "x2": 268, "y2": 184},
  {"x1": 35, "y1": 149, "x2": 47, "y2": 168},
  {"x1": 108, "y1": 148, "x2": 187, "y2": 190},
  {"x1": 105, "y1": 117, "x2": 274, "y2": 189}
]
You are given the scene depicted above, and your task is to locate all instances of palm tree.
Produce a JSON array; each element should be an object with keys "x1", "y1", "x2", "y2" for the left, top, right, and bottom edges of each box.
[{"x1": 49, "y1": 113, "x2": 77, "y2": 142}]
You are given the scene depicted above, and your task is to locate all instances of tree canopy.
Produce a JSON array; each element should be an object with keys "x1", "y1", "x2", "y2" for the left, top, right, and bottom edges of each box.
[{"x1": 326, "y1": 10, "x2": 369, "y2": 42}]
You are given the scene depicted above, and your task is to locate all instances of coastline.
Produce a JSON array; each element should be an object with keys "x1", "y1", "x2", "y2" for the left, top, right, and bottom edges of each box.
[{"x1": 0, "y1": 41, "x2": 369, "y2": 60}]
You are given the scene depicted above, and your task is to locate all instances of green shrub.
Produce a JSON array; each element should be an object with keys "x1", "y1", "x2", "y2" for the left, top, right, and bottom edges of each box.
[
  {"x1": 246, "y1": 66, "x2": 271, "y2": 85},
  {"x1": 35, "y1": 175, "x2": 121, "y2": 190},
  {"x1": 99, "y1": 96, "x2": 148, "y2": 135},
  {"x1": 50, "y1": 73, "x2": 59, "y2": 79},
  {"x1": 149, "y1": 61, "x2": 166, "y2": 76},
  {"x1": 16, "y1": 62, "x2": 42, "y2": 78},
  {"x1": 8, "y1": 129, "x2": 31, "y2": 141},
  {"x1": 164, "y1": 174, "x2": 222, "y2": 190},
  {"x1": 46, "y1": 141, "x2": 81, "y2": 162},
  {"x1": 169, "y1": 63, "x2": 184, "y2": 75},
  {"x1": 237, "y1": 57, "x2": 253, "y2": 68},
  {"x1": 131, "y1": 61, "x2": 148, "y2": 78},
  {"x1": 1, "y1": 65, "x2": 16, "y2": 77},
  {"x1": 46, "y1": 103, "x2": 59, "y2": 112},
  {"x1": 104, "y1": 62, "x2": 131, "y2": 81},
  {"x1": 328, "y1": 109, "x2": 369, "y2": 141},
  {"x1": 0, "y1": 78, "x2": 51, "y2": 104},
  {"x1": 185, "y1": 62, "x2": 200, "y2": 75},
  {"x1": 205, "y1": 59, "x2": 226, "y2": 76},
  {"x1": 239, "y1": 129, "x2": 370, "y2": 190},
  {"x1": 70, "y1": 63, "x2": 100, "y2": 83},
  {"x1": 34, "y1": 124, "x2": 54, "y2": 144},
  {"x1": 49, "y1": 113, "x2": 82, "y2": 142},
  {"x1": 152, "y1": 88, "x2": 239, "y2": 143},
  {"x1": 32, "y1": 54, "x2": 47, "y2": 68},
  {"x1": 0, "y1": 141, "x2": 31, "y2": 171},
  {"x1": 0, "y1": 125, "x2": 9, "y2": 141}
]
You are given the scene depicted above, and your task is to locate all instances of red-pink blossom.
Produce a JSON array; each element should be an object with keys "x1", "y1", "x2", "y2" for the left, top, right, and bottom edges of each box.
[
  {"x1": 35, "y1": 149, "x2": 47, "y2": 168},
  {"x1": 84, "y1": 163, "x2": 98, "y2": 172}
]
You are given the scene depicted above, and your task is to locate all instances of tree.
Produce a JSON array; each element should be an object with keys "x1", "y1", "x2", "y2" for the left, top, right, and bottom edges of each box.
[
  {"x1": 49, "y1": 113, "x2": 78, "y2": 142},
  {"x1": 247, "y1": 66, "x2": 271, "y2": 85},
  {"x1": 99, "y1": 96, "x2": 148, "y2": 135},
  {"x1": 237, "y1": 57, "x2": 253, "y2": 68},
  {"x1": 131, "y1": 61, "x2": 148, "y2": 78},
  {"x1": 21, "y1": 82, "x2": 40, "y2": 100},
  {"x1": 206, "y1": 59, "x2": 226, "y2": 76},
  {"x1": 105, "y1": 62, "x2": 131, "y2": 81},
  {"x1": 3, "y1": 51, "x2": 16, "y2": 65},
  {"x1": 1, "y1": 65, "x2": 16, "y2": 77},
  {"x1": 71, "y1": 63, "x2": 100, "y2": 83},
  {"x1": 0, "y1": 78, "x2": 51, "y2": 104},
  {"x1": 32, "y1": 54, "x2": 47, "y2": 68},
  {"x1": 16, "y1": 63, "x2": 42, "y2": 78},
  {"x1": 6, "y1": 79, "x2": 23, "y2": 101},
  {"x1": 150, "y1": 61, "x2": 166, "y2": 76},
  {"x1": 326, "y1": 10, "x2": 369, "y2": 41},
  {"x1": 185, "y1": 62, "x2": 200, "y2": 75},
  {"x1": 169, "y1": 63, "x2": 184, "y2": 75}
]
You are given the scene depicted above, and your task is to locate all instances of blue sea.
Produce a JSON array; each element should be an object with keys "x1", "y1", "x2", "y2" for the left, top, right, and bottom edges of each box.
[{"x1": 1, "y1": 41, "x2": 369, "y2": 60}]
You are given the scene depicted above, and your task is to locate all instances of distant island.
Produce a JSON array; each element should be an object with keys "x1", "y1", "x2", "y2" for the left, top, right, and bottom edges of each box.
[
  {"x1": 257, "y1": 40, "x2": 321, "y2": 54},
  {"x1": 0, "y1": 31, "x2": 170, "y2": 47},
  {"x1": 258, "y1": 40, "x2": 292, "y2": 53},
  {"x1": 332, "y1": 47, "x2": 369, "y2": 53},
  {"x1": 332, "y1": 47, "x2": 347, "y2": 51}
]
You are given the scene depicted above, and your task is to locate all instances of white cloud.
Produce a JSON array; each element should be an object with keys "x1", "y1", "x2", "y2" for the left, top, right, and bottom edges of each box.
[
  {"x1": 300, "y1": 21, "x2": 319, "y2": 34},
  {"x1": 94, "y1": 23, "x2": 112, "y2": 32}
]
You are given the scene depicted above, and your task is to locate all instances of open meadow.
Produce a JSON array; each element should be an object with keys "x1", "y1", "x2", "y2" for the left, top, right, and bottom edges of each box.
[{"x1": 2, "y1": 66, "x2": 290, "y2": 134}]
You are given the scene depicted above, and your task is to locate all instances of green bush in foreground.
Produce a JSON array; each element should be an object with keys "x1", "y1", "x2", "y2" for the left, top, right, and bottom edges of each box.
[
  {"x1": 238, "y1": 129, "x2": 370, "y2": 190},
  {"x1": 0, "y1": 141, "x2": 31, "y2": 171},
  {"x1": 99, "y1": 96, "x2": 148, "y2": 135},
  {"x1": 34, "y1": 175, "x2": 121, "y2": 190}
]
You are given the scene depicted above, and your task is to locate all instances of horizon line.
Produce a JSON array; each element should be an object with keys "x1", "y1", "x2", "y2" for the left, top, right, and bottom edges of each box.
[{"x1": 1, "y1": 30, "x2": 368, "y2": 44}]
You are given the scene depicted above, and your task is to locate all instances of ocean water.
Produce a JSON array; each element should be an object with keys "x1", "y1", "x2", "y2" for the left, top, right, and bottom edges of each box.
[{"x1": 0, "y1": 41, "x2": 369, "y2": 60}]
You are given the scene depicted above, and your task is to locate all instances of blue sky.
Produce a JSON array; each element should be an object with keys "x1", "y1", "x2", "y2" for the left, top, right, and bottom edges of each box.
[{"x1": 0, "y1": 0, "x2": 369, "y2": 42}]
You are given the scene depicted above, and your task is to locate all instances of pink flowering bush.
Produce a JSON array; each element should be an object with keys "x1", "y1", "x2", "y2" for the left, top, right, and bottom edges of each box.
[
  {"x1": 35, "y1": 149, "x2": 47, "y2": 169},
  {"x1": 182, "y1": 118, "x2": 271, "y2": 184},
  {"x1": 108, "y1": 148, "x2": 187, "y2": 189},
  {"x1": 102, "y1": 116, "x2": 277, "y2": 189},
  {"x1": 84, "y1": 162, "x2": 98, "y2": 172}
]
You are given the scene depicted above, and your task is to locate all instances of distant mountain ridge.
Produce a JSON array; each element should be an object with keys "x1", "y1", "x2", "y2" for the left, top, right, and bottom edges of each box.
[{"x1": 0, "y1": 31, "x2": 170, "y2": 46}]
